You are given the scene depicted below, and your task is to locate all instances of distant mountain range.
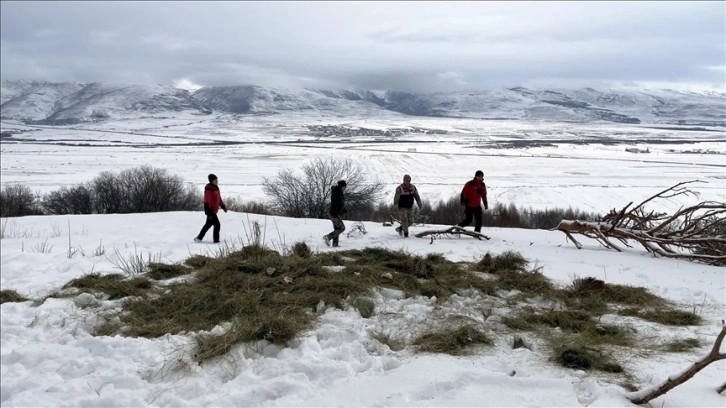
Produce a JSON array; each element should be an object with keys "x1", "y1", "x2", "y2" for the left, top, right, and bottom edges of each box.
[{"x1": 1, "y1": 80, "x2": 724, "y2": 126}]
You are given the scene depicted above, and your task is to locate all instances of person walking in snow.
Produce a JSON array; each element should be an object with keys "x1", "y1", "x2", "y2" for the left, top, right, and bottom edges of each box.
[
  {"x1": 194, "y1": 173, "x2": 227, "y2": 243},
  {"x1": 457, "y1": 170, "x2": 488, "y2": 233},
  {"x1": 393, "y1": 174, "x2": 422, "y2": 238},
  {"x1": 323, "y1": 180, "x2": 347, "y2": 247}
]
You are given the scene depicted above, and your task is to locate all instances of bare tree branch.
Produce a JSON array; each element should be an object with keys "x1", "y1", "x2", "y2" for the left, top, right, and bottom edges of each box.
[
  {"x1": 558, "y1": 182, "x2": 726, "y2": 266},
  {"x1": 415, "y1": 226, "x2": 491, "y2": 241},
  {"x1": 629, "y1": 323, "x2": 726, "y2": 405}
]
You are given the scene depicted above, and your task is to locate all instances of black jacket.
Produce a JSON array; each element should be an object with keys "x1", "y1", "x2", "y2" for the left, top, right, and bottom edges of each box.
[{"x1": 329, "y1": 185, "x2": 347, "y2": 217}]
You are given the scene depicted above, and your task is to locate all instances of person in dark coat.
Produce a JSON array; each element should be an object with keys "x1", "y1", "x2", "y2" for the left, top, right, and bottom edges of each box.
[
  {"x1": 194, "y1": 174, "x2": 227, "y2": 243},
  {"x1": 393, "y1": 174, "x2": 422, "y2": 238},
  {"x1": 457, "y1": 170, "x2": 488, "y2": 233},
  {"x1": 323, "y1": 180, "x2": 347, "y2": 247}
]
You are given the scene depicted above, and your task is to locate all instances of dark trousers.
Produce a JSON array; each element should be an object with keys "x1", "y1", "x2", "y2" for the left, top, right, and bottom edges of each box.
[
  {"x1": 325, "y1": 215, "x2": 346, "y2": 245},
  {"x1": 197, "y1": 213, "x2": 221, "y2": 242},
  {"x1": 458, "y1": 206, "x2": 482, "y2": 232}
]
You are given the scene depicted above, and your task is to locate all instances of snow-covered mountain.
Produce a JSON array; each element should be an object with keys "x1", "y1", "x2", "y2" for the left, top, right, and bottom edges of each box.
[
  {"x1": 0, "y1": 81, "x2": 211, "y2": 124},
  {"x1": 1, "y1": 80, "x2": 724, "y2": 125},
  {"x1": 0, "y1": 81, "x2": 87, "y2": 121},
  {"x1": 191, "y1": 86, "x2": 392, "y2": 117}
]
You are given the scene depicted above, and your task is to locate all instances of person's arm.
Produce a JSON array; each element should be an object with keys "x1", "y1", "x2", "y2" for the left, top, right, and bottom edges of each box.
[
  {"x1": 460, "y1": 184, "x2": 469, "y2": 207},
  {"x1": 219, "y1": 192, "x2": 227, "y2": 212},
  {"x1": 203, "y1": 189, "x2": 214, "y2": 214},
  {"x1": 394, "y1": 185, "x2": 401, "y2": 206},
  {"x1": 482, "y1": 184, "x2": 488, "y2": 210},
  {"x1": 414, "y1": 186, "x2": 422, "y2": 208}
]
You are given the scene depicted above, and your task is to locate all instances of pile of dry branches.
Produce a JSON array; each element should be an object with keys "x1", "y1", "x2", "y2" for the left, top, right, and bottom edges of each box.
[{"x1": 557, "y1": 181, "x2": 726, "y2": 266}]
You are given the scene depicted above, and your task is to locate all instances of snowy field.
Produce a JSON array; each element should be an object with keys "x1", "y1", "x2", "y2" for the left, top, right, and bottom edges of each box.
[
  {"x1": 1, "y1": 113, "x2": 724, "y2": 213},
  {"x1": 0, "y1": 113, "x2": 725, "y2": 407},
  {"x1": 0, "y1": 211, "x2": 724, "y2": 407}
]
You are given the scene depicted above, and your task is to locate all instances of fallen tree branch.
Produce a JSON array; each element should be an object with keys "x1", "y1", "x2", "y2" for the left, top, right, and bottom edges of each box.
[
  {"x1": 415, "y1": 226, "x2": 491, "y2": 241},
  {"x1": 629, "y1": 323, "x2": 726, "y2": 405},
  {"x1": 558, "y1": 181, "x2": 726, "y2": 266}
]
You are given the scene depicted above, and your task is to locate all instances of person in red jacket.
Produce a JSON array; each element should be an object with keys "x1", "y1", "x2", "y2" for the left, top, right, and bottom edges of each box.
[
  {"x1": 194, "y1": 173, "x2": 227, "y2": 243},
  {"x1": 457, "y1": 170, "x2": 488, "y2": 233}
]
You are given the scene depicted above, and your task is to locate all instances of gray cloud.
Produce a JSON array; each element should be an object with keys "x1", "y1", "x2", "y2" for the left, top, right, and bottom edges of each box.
[{"x1": 1, "y1": 1, "x2": 724, "y2": 92}]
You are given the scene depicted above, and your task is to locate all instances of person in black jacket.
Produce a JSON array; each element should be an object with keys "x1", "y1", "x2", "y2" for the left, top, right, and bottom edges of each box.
[
  {"x1": 393, "y1": 174, "x2": 422, "y2": 238},
  {"x1": 323, "y1": 180, "x2": 347, "y2": 247}
]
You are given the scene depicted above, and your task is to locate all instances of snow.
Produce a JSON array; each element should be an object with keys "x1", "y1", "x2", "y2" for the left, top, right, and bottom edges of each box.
[
  {"x1": 1, "y1": 109, "x2": 725, "y2": 406},
  {"x1": 3, "y1": 81, "x2": 725, "y2": 127},
  {"x1": 1, "y1": 211, "x2": 724, "y2": 407},
  {"x1": 1, "y1": 114, "x2": 724, "y2": 214}
]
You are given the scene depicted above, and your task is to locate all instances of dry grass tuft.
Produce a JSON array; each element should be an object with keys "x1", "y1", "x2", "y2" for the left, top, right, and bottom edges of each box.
[
  {"x1": 0, "y1": 289, "x2": 29, "y2": 304},
  {"x1": 413, "y1": 325, "x2": 493, "y2": 355}
]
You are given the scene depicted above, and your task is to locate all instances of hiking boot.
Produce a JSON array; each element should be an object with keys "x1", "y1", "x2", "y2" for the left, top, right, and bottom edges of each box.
[
  {"x1": 395, "y1": 226, "x2": 403, "y2": 236},
  {"x1": 323, "y1": 235, "x2": 331, "y2": 246},
  {"x1": 332, "y1": 243, "x2": 339, "y2": 247},
  {"x1": 194, "y1": 237, "x2": 202, "y2": 243},
  {"x1": 404, "y1": 231, "x2": 409, "y2": 238}
]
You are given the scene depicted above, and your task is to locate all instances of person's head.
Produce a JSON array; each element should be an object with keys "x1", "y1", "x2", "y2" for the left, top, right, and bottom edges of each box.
[
  {"x1": 403, "y1": 174, "x2": 411, "y2": 184},
  {"x1": 337, "y1": 180, "x2": 347, "y2": 189},
  {"x1": 474, "y1": 170, "x2": 484, "y2": 180},
  {"x1": 208, "y1": 174, "x2": 218, "y2": 185}
]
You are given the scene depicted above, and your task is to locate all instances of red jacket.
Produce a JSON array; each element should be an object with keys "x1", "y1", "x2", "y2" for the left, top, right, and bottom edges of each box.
[
  {"x1": 460, "y1": 178, "x2": 488, "y2": 209},
  {"x1": 203, "y1": 183, "x2": 225, "y2": 214}
]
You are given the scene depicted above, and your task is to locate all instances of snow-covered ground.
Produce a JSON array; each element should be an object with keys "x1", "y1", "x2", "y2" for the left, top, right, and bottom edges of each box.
[
  {"x1": 1, "y1": 211, "x2": 725, "y2": 407},
  {"x1": 1, "y1": 114, "x2": 724, "y2": 213},
  {"x1": 1, "y1": 114, "x2": 725, "y2": 406}
]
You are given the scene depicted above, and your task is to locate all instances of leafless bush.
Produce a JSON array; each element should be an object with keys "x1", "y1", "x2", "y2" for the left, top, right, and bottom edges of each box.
[
  {"x1": 0, "y1": 184, "x2": 42, "y2": 217},
  {"x1": 92, "y1": 170, "x2": 126, "y2": 214},
  {"x1": 262, "y1": 157, "x2": 383, "y2": 219},
  {"x1": 92, "y1": 165, "x2": 201, "y2": 213},
  {"x1": 223, "y1": 197, "x2": 272, "y2": 215},
  {"x1": 42, "y1": 184, "x2": 94, "y2": 215}
]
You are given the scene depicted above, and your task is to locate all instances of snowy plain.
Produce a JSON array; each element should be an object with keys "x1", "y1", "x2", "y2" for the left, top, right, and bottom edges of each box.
[
  {"x1": 0, "y1": 112, "x2": 725, "y2": 407},
  {"x1": 1, "y1": 113, "x2": 724, "y2": 213},
  {"x1": 0, "y1": 211, "x2": 724, "y2": 407}
]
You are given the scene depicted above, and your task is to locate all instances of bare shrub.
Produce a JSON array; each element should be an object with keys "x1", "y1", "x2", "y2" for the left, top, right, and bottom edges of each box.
[
  {"x1": 93, "y1": 165, "x2": 201, "y2": 214},
  {"x1": 0, "y1": 184, "x2": 42, "y2": 217},
  {"x1": 92, "y1": 170, "x2": 126, "y2": 214},
  {"x1": 42, "y1": 184, "x2": 94, "y2": 215},
  {"x1": 262, "y1": 157, "x2": 383, "y2": 219},
  {"x1": 224, "y1": 197, "x2": 271, "y2": 215}
]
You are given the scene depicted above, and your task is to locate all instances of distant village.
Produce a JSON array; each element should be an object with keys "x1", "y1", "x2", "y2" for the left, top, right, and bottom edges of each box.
[{"x1": 306, "y1": 124, "x2": 447, "y2": 138}]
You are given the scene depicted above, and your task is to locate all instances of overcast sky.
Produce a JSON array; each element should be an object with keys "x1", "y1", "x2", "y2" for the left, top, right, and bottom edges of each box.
[{"x1": 1, "y1": 1, "x2": 724, "y2": 92}]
